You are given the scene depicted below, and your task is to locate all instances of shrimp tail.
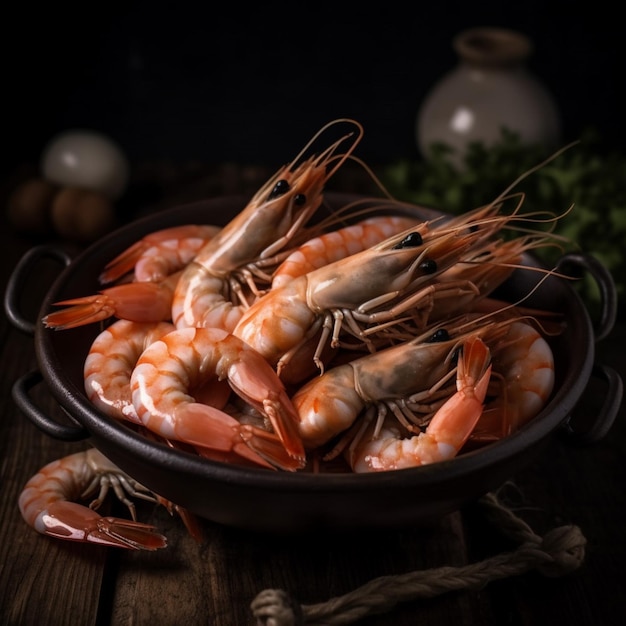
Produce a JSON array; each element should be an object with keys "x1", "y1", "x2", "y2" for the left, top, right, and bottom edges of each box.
[
  {"x1": 427, "y1": 337, "x2": 492, "y2": 452},
  {"x1": 240, "y1": 426, "x2": 308, "y2": 472},
  {"x1": 99, "y1": 240, "x2": 147, "y2": 284},
  {"x1": 43, "y1": 281, "x2": 174, "y2": 330},
  {"x1": 226, "y1": 353, "x2": 307, "y2": 464},
  {"x1": 349, "y1": 336, "x2": 493, "y2": 472},
  {"x1": 34, "y1": 501, "x2": 167, "y2": 550},
  {"x1": 172, "y1": 403, "x2": 286, "y2": 470}
]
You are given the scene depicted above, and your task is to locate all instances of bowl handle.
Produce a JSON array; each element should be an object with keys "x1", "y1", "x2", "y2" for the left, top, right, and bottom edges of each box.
[
  {"x1": 4, "y1": 244, "x2": 73, "y2": 336},
  {"x1": 561, "y1": 364, "x2": 623, "y2": 445},
  {"x1": 12, "y1": 369, "x2": 89, "y2": 441},
  {"x1": 555, "y1": 252, "x2": 617, "y2": 342}
]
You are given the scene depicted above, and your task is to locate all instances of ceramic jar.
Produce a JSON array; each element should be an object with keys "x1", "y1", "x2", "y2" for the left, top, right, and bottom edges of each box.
[{"x1": 416, "y1": 27, "x2": 561, "y2": 167}]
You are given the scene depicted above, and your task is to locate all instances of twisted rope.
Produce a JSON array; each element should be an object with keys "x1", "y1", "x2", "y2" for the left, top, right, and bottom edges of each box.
[{"x1": 250, "y1": 489, "x2": 586, "y2": 626}]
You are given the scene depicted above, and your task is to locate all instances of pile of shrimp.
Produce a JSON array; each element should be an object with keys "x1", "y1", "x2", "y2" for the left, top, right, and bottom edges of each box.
[{"x1": 22, "y1": 119, "x2": 572, "y2": 548}]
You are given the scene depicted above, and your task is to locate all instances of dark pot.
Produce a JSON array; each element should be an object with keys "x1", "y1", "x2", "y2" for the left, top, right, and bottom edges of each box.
[{"x1": 6, "y1": 193, "x2": 623, "y2": 532}]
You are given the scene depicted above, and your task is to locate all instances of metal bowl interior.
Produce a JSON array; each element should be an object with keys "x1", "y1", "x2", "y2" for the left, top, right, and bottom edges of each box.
[{"x1": 33, "y1": 193, "x2": 596, "y2": 532}]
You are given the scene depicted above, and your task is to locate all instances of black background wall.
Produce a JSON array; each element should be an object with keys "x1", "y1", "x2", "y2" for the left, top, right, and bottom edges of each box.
[{"x1": 3, "y1": 2, "x2": 624, "y2": 173}]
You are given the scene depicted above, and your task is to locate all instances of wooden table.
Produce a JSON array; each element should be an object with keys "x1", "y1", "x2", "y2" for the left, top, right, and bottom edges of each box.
[{"x1": 1, "y1": 199, "x2": 625, "y2": 626}]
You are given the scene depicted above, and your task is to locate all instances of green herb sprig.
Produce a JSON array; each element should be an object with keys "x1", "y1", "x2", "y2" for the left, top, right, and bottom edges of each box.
[{"x1": 380, "y1": 129, "x2": 626, "y2": 320}]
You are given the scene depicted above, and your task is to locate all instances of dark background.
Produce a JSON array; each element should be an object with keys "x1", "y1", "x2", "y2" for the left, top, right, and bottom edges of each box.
[{"x1": 2, "y1": 2, "x2": 624, "y2": 174}]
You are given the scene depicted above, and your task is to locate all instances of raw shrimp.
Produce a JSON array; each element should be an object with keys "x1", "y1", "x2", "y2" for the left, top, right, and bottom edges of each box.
[
  {"x1": 129, "y1": 326, "x2": 306, "y2": 469},
  {"x1": 43, "y1": 271, "x2": 181, "y2": 330},
  {"x1": 84, "y1": 319, "x2": 177, "y2": 423},
  {"x1": 346, "y1": 335, "x2": 493, "y2": 472},
  {"x1": 99, "y1": 224, "x2": 222, "y2": 284},
  {"x1": 171, "y1": 119, "x2": 364, "y2": 331},
  {"x1": 18, "y1": 448, "x2": 167, "y2": 549},
  {"x1": 233, "y1": 203, "x2": 509, "y2": 374},
  {"x1": 470, "y1": 319, "x2": 555, "y2": 442}
]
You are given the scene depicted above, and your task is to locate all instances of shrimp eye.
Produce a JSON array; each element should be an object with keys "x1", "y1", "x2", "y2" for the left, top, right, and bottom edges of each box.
[
  {"x1": 268, "y1": 179, "x2": 291, "y2": 200},
  {"x1": 419, "y1": 259, "x2": 437, "y2": 273},
  {"x1": 427, "y1": 328, "x2": 450, "y2": 343},
  {"x1": 294, "y1": 193, "x2": 306, "y2": 206},
  {"x1": 393, "y1": 231, "x2": 423, "y2": 249}
]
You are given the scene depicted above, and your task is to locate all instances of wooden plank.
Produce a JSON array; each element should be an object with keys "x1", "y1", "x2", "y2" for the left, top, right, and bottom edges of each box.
[{"x1": 0, "y1": 335, "x2": 108, "y2": 625}]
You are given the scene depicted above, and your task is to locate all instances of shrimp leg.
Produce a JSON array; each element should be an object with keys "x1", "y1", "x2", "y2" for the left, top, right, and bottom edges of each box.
[
  {"x1": 348, "y1": 336, "x2": 492, "y2": 472},
  {"x1": 171, "y1": 119, "x2": 364, "y2": 331},
  {"x1": 19, "y1": 448, "x2": 167, "y2": 549}
]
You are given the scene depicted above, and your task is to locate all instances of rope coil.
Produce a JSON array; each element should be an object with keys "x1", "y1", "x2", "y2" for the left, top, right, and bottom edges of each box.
[{"x1": 250, "y1": 489, "x2": 586, "y2": 626}]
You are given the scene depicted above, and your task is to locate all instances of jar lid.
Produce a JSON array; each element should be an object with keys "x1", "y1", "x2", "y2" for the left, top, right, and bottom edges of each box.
[{"x1": 453, "y1": 27, "x2": 533, "y2": 67}]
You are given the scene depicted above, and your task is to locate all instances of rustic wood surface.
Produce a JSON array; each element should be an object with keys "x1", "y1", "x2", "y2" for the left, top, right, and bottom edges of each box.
[{"x1": 1, "y1": 183, "x2": 625, "y2": 626}]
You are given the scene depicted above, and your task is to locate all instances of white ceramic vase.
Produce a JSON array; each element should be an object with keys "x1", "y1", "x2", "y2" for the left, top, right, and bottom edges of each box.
[{"x1": 416, "y1": 27, "x2": 562, "y2": 167}]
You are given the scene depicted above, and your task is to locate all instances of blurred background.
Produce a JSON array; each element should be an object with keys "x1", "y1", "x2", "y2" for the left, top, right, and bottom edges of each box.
[{"x1": 2, "y1": 2, "x2": 622, "y2": 170}]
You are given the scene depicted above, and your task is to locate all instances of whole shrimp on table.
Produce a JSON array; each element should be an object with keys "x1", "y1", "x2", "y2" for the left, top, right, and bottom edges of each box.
[
  {"x1": 129, "y1": 326, "x2": 306, "y2": 469},
  {"x1": 19, "y1": 448, "x2": 168, "y2": 549},
  {"x1": 171, "y1": 118, "x2": 365, "y2": 332}
]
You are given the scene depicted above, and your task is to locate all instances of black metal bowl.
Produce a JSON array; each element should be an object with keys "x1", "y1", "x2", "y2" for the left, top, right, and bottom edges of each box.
[{"x1": 6, "y1": 193, "x2": 623, "y2": 532}]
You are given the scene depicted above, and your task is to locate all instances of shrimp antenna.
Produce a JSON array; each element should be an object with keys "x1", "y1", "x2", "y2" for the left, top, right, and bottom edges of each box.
[
  {"x1": 290, "y1": 118, "x2": 365, "y2": 181},
  {"x1": 452, "y1": 264, "x2": 567, "y2": 337},
  {"x1": 486, "y1": 140, "x2": 581, "y2": 210}
]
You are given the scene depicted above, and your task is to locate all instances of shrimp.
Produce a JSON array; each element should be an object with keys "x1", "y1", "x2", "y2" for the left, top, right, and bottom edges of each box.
[
  {"x1": 129, "y1": 326, "x2": 306, "y2": 470},
  {"x1": 171, "y1": 118, "x2": 364, "y2": 332},
  {"x1": 470, "y1": 320, "x2": 555, "y2": 443},
  {"x1": 292, "y1": 316, "x2": 507, "y2": 451},
  {"x1": 271, "y1": 214, "x2": 420, "y2": 290},
  {"x1": 346, "y1": 335, "x2": 493, "y2": 472},
  {"x1": 42, "y1": 271, "x2": 181, "y2": 330},
  {"x1": 99, "y1": 224, "x2": 222, "y2": 284},
  {"x1": 233, "y1": 202, "x2": 510, "y2": 374},
  {"x1": 84, "y1": 319, "x2": 177, "y2": 423},
  {"x1": 18, "y1": 448, "x2": 168, "y2": 549},
  {"x1": 357, "y1": 232, "x2": 555, "y2": 336}
]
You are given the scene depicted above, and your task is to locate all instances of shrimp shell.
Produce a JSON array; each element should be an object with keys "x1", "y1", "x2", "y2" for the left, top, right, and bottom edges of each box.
[
  {"x1": 171, "y1": 119, "x2": 364, "y2": 331},
  {"x1": 84, "y1": 319, "x2": 176, "y2": 423},
  {"x1": 471, "y1": 319, "x2": 555, "y2": 442},
  {"x1": 99, "y1": 224, "x2": 221, "y2": 284},
  {"x1": 19, "y1": 448, "x2": 167, "y2": 549},
  {"x1": 347, "y1": 336, "x2": 493, "y2": 472},
  {"x1": 271, "y1": 214, "x2": 420, "y2": 290},
  {"x1": 130, "y1": 326, "x2": 306, "y2": 469},
  {"x1": 293, "y1": 315, "x2": 509, "y2": 450},
  {"x1": 233, "y1": 203, "x2": 506, "y2": 372}
]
